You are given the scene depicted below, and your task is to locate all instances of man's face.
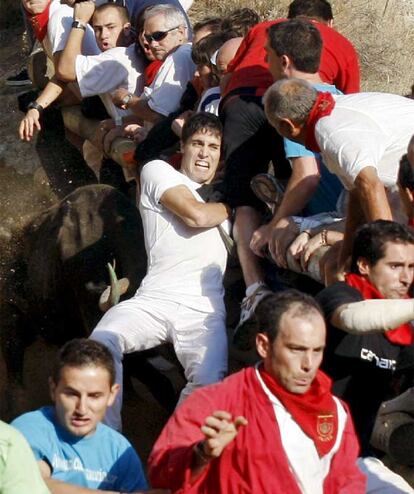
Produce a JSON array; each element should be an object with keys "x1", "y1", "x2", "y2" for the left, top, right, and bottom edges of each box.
[
  {"x1": 257, "y1": 309, "x2": 326, "y2": 394},
  {"x1": 143, "y1": 13, "x2": 185, "y2": 61},
  {"x1": 359, "y1": 241, "x2": 414, "y2": 299},
  {"x1": 49, "y1": 365, "x2": 118, "y2": 437},
  {"x1": 92, "y1": 8, "x2": 131, "y2": 51},
  {"x1": 265, "y1": 37, "x2": 284, "y2": 82},
  {"x1": 180, "y1": 129, "x2": 221, "y2": 184},
  {"x1": 22, "y1": 0, "x2": 49, "y2": 15}
]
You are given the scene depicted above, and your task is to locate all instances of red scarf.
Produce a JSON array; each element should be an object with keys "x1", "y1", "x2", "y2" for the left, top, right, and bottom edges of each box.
[
  {"x1": 408, "y1": 218, "x2": 414, "y2": 228},
  {"x1": 304, "y1": 91, "x2": 336, "y2": 153},
  {"x1": 144, "y1": 60, "x2": 163, "y2": 87},
  {"x1": 23, "y1": 0, "x2": 51, "y2": 42},
  {"x1": 259, "y1": 364, "x2": 338, "y2": 457},
  {"x1": 345, "y1": 273, "x2": 413, "y2": 345}
]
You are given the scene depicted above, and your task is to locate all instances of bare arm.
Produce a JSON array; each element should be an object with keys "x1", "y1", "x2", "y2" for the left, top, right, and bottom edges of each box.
[
  {"x1": 55, "y1": 1, "x2": 95, "y2": 82},
  {"x1": 39, "y1": 460, "x2": 168, "y2": 494},
  {"x1": 112, "y1": 89, "x2": 163, "y2": 125},
  {"x1": 339, "y1": 166, "x2": 392, "y2": 265},
  {"x1": 160, "y1": 185, "x2": 231, "y2": 228}
]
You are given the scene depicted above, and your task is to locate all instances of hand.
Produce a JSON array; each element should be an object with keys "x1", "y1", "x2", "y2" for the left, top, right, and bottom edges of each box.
[
  {"x1": 112, "y1": 88, "x2": 132, "y2": 109},
  {"x1": 171, "y1": 110, "x2": 193, "y2": 138},
  {"x1": 300, "y1": 232, "x2": 324, "y2": 271},
  {"x1": 123, "y1": 124, "x2": 148, "y2": 143},
  {"x1": 250, "y1": 224, "x2": 272, "y2": 257},
  {"x1": 288, "y1": 231, "x2": 311, "y2": 262},
  {"x1": 73, "y1": 0, "x2": 95, "y2": 23},
  {"x1": 19, "y1": 109, "x2": 41, "y2": 141},
  {"x1": 201, "y1": 410, "x2": 248, "y2": 459},
  {"x1": 268, "y1": 218, "x2": 299, "y2": 268}
]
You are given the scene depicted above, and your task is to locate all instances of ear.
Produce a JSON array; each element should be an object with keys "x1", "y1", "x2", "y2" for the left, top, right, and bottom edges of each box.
[
  {"x1": 180, "y1": 140, "x2": 185, "y2": 153},
  {"x1": 123, "y1": 22, "x2": 131, "y2": 36},
  {"x1": 327, "y1": 19, "x2": 334, "y2": 28},
  {"x1": 276, "y1": 117, "x2": 302, "y2": 139},
  {"x1": 256, "y1": 332, "x2": 270, "y2": 359},
  {"x1": 281, "y1": 54, "x2": 291, "y2": 74},
  {"x1": 107, "y1": 383, "x2": 120, "y2": 407},
  {"x1": 356, "y1": 257, "x2": 371, "y2": 276},
  {"x1": 49, "y1": 377, "x2": 57, "y2": 403}
]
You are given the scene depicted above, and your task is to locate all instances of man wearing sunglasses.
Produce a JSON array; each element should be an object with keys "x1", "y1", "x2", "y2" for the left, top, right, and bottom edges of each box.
[{"x1": 111, "y1": 4, "x2": 195, "y2": 127}]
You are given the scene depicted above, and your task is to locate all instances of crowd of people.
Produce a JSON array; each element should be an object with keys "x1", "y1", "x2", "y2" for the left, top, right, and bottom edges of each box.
[{"x1": 2, "y1": 0, "x2": 414, "y2": 492}]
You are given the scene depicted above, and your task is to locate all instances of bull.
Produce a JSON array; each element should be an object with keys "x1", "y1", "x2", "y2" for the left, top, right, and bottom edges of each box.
[{"x1": 0, "y1": 184, "x2": 179, "y2": 418}]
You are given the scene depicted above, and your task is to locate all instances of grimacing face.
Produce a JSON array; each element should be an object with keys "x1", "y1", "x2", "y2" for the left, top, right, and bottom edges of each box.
[
  {"x1": 49, "y1": 365, "x2": 119, "y2": 437},
  {"x1": 358, "y1": 241, "x2": 414, "y2": 299},
  {"x1": 180, "y1": 129, "x2": 221, "y2": 184},
  {"x1": 257, "y1": 308, "x2": 326, "y2": 394},
  {"x1": 143, "y1": 13, "x2": 185, "y2": 61},
  {"x1": 92, "y1": 8, "x2": 131, "y2": 51}
]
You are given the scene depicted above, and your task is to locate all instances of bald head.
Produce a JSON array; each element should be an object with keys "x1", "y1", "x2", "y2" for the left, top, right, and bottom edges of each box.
[
  {"x1": 408, "y1": 135, "x2": 414, "y2": 167},
  {"x1": 217, "y1": 37, "x2": 243, "y2": 74}
]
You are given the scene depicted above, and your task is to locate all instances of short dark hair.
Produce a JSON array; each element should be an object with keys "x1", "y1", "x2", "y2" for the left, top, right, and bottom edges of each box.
[
  {"x1": 221, "y1": 8, "x2": 260, "y2": 37},
  {"x1": 398, "y1": 154, "x2": 414, "y2": 191},
  {"x1": 51, "y1": 339, "x2": 116, "y2": 386},
  {"x1": 181, "y1": 112, "x2": 223, "y2": 144},
  {"x1": 288, "y1": 0, "x2": 333, "y2": 22},
  {"x1": 350, "y1": 220, "x2": 414, "y2": 273},
  {"x1": 255, "y1": 290, "x2": 323, "y2": 343},
  {"x1": 268, "y1": 19, "x2": 322, "y2": 73},
  {"x1": 93, "y1": 3, "x2": 129, "y2": 25},
  {"x1": 193, "y1": 17, "x2": 222, "y2": 35}
]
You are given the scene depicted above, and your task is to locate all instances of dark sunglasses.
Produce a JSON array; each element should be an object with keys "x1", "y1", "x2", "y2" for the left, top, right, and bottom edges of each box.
[{"x1": 144, "y1": 26, "x2": 179, "y2": 43}]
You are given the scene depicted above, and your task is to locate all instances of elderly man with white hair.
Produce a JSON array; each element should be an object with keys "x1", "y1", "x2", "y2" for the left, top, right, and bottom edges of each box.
[{"x1": 263, "y1": 78, "x2": 414, "y2": 276}]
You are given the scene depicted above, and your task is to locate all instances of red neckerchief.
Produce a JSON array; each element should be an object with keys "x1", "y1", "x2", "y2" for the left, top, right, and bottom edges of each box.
[
  {"x1": 304, "y1": 91, "x2": 336, "y2": 153},
  {"x1": 258, "y1": 364, "x2": 338, "y2": 457},
  {"x1": 408, "y1": 218, "x2": 414, "y2": 228},
  {"x1": 144, "y1": 60, "x2": 163, "y2": 86},
  {"x1": 345, "y1": 273, "x2": 413, "y2": 346},
  {"x1": 23, "y1": 0, "x2": 51, "y2": 42}
]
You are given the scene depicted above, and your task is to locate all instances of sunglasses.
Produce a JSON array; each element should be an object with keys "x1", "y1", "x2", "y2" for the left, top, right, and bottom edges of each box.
[{"x1": 144, "y1": 26, "x2": 180, "y2": 43}]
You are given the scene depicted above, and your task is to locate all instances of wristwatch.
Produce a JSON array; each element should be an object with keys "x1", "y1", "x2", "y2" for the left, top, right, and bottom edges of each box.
[
  {"x1": 27, "y1": 101, "x2": 44, "y2": 114},
  {"x1": 121, "y1": 93, "x2": 133, "y2": 109},
  {"x1": 71, "y1": 20, "x2": 87, "y2": 31}
]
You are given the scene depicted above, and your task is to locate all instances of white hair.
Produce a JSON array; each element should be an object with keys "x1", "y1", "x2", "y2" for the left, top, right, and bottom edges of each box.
[{"x1": 143, "y1": 4, "x2": 186, "y2": 30}]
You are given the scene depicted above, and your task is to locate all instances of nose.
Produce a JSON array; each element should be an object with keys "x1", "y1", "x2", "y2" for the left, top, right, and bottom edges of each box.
[
  {"x1": 75, "y1": 395, "x2": 88, "y2": 414},
  {"x1": 198, "y1": 144, "x2": 209, "y2": 157},
  {"x1": 301, "y1": 352, "x2": 313, "y2": 372},
  {"x1": 101, "y1": 27, "x2": 109, "y2": 39}
]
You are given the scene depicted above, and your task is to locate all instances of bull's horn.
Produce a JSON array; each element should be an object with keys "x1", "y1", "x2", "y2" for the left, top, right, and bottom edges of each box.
[{"x1": 99, "y1": 262, "x2": 130, "y2": 312}]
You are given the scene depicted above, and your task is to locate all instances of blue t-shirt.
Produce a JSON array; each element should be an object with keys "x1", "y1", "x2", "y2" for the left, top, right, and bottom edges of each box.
[
  {"x1": 283, "y1": 83, "x2": 343, "y2": 216},
  {"x1": 12, "y1": 407, "x2": 147, "y2": 492}
]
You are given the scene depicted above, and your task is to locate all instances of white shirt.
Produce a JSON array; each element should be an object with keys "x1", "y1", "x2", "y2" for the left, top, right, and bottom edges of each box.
[
  {"x1": 75, "y1": 44, "x2": 145, "y2": 120},
  {"x1": 143, "y1": 43, "x2": 195, "y2": 117},
  {"x1": 138, "y1": 160, "x2": 230, "y2": 312},
  {"x1": 197, "y1": 87, "x2": 221, "y2": 116},
  {"x1": 315, "y1": 92, "x2": 414, "y2": 190},
  {"x1": 256, "y1": 367, "x2": 347, "y2": 494},
  {"x1": 43, "y1": 0, "x2": 99, "y2": 60}
]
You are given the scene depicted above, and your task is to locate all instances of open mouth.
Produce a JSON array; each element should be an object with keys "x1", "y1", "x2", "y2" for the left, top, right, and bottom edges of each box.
[
  {"x1": 195, "y1": 160, "x2": 209, "y2": 169},
  {"x1": 71, "y1": 416, "x2": 91, "y2": 427}
]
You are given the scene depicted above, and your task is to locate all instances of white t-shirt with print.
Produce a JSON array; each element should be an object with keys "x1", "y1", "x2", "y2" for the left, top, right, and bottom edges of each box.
[
  {"x1": 137, "y1": 160, "x2": 229, "y2": 312},
  {"x1": 197, "y1": 86, "x2": 221, "y2": 116}
]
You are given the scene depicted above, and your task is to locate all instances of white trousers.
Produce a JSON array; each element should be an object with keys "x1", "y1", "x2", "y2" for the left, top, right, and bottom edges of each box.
[{"x1": 91, "y1": 295, "x2": 228, "y2": 430}]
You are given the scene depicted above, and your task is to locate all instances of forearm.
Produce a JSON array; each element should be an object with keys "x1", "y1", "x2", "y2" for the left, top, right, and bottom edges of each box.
[
  {"x1": 269, "y1": 157, "x2": 319, "y2": 227},
  {"x1": 339, "y1": 190, "x2": 363, "y2": 265},
  {"x1": 36, "y1": 77, "x2": 65, "y2": 108},
  {"x1": 334, "y1": 299, "x2": 414, "y2": 333},
  {"x1": 183, "y1": 202, "x2": 231, "y2": 228},
  {"x1": 127, "y1": 97, "x2": 163, "y2": 124},
  {"x1": 56, "y1": 29, "x2": 84, "y2": 81}
]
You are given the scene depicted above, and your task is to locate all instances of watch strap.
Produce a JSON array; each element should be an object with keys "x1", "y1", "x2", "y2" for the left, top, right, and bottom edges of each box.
[
  {"x1": 27, "y1": 101, "x2": 44, "y2": 114},
  {"x1": 72, "y1": 20, "x2": 87, "y2": 31}
]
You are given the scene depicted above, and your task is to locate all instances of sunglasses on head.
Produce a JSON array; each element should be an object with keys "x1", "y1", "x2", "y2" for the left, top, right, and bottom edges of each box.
[{"x1": 144, "y1": 26, "x2": 180, "y2": 43}]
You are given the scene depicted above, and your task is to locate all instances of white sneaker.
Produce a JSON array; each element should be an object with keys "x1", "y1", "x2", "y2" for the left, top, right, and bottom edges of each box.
[{"x1": 233, "y1": 285, "x2": 273, "y2": 350}]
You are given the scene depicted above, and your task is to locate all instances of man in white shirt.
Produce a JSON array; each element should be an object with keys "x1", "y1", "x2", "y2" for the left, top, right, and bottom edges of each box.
[
  {"x1": 263, "y1": 78, "x2": 414, "y2": 275},
  {"x1": 91, "y1": 113, "x2": 231, "y2": 431},
  {"x1": 111, "y1": 3, "x2": 195, "y2": 126}
]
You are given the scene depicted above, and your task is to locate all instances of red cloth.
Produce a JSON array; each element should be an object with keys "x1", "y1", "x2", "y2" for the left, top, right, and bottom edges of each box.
[
  {"x1": 304, "y1": 92, "x2": 336, "y2": 153},
  {"x1": 258, "y1": 365, "x2": 338, "y2": 457},
  {"x1": 144, "y1": 60, "x2": 163, "y2": 86},
  {"x1": 23, "y1": 0, "x2": 51, "y2": 42},
  {"x1": 223, "y1": 19, "x2": 360, "y2": 99},
  {"x1": 345, "y1": 273, "x2": 414, "y2": 346},
  {"x1": 148, "y1": 367, "x2": 366, "y2": 494},
  {"x1": 408, "y1": 218, "x2": 414, "y2": 228}
]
